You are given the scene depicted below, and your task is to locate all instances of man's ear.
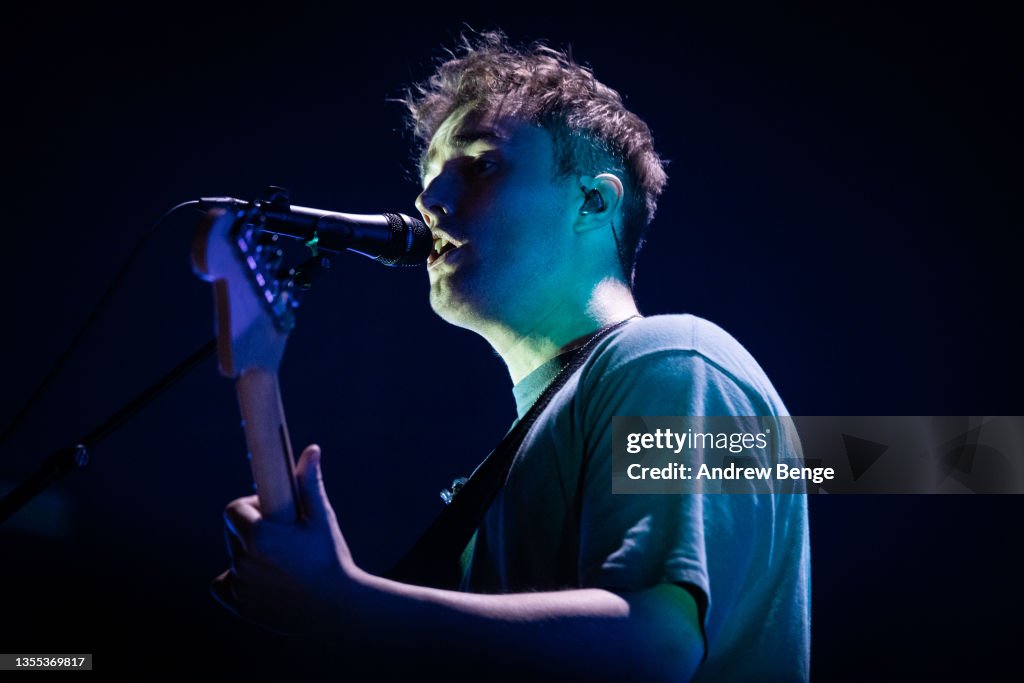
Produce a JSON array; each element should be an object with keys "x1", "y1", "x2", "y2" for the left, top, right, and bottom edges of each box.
[{"x1": 573, "y1": 173, "x2": 624, "y2": 234}]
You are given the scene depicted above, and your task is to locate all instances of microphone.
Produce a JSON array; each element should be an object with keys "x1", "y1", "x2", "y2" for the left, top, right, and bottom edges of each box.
[{"x1": 198, "y1": 194, "x2": 432, "y2": 266}]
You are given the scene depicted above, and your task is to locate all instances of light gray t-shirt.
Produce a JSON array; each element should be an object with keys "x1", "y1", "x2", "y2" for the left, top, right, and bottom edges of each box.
[{"x1": 459, "y1": 314, "x2": 810, "y2": 682}]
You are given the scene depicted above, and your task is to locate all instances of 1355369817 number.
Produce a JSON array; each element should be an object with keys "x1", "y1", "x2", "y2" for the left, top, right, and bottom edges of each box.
[{"x1": 1, "y1": 655, "x2": 92, "y2": 670}]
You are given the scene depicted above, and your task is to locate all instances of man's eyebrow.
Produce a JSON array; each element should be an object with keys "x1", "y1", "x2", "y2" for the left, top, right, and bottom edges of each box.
[
  {"x1": 450, "y1": 129, "x2": 506, "y2": 147},
  {"x1": 423, "y1": 128, "x2": 507, "y2": 175}
]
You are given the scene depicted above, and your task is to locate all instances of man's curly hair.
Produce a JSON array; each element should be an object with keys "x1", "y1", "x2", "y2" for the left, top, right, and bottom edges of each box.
[{"x1": 403, "y1": 31, "x2": 668, "y2": 284}]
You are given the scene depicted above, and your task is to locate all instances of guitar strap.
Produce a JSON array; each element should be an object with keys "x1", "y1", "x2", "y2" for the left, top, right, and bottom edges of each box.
[{"x1": 386, "y1": 318, "x2": 634, "y2": 589}]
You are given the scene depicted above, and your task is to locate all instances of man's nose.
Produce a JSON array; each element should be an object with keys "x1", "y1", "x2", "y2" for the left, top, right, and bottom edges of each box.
[{"x1": 415, "y1": 175, "x2": 454, "y2": 228}]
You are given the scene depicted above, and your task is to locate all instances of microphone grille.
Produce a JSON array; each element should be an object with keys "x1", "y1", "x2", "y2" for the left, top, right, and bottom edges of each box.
[{"x1": 376, "y1": 213, "x2": 432, "y2": 267}]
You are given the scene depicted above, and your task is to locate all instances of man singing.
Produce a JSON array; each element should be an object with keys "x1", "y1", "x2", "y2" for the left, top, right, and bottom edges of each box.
[{"x1": 216, "y1": 32, "x2": 810, "y2": 682}]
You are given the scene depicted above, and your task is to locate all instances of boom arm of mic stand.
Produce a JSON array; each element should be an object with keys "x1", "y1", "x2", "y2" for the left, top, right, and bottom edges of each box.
[{"x1": 0, "y1": 339, "x2": 216, "y2": 526}]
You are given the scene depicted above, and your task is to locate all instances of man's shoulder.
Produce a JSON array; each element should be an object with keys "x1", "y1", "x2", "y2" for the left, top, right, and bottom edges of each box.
[
  {"x1": 584, "y1": 314, "x2": 790, "y2": 415},
  {"x1": 593, "y1": 314, "x2": 756, "y2": 375}
]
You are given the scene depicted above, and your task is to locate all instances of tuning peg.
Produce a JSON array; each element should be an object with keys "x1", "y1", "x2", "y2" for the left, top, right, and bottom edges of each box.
[
  {"x1": 254, "y1": 231, "x2": 279, "y2": 255},
  {"x1": 266, "y1": 247, "x2": 285, "y2": 274}
]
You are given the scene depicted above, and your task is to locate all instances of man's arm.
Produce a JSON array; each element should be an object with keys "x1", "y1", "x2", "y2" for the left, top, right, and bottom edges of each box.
[
  {"x1": 218, "y1": 445, "x2": 704, "y2": 682},
  {"x1": 350, "y1": 572, "x2": 702, "y2": 681}
]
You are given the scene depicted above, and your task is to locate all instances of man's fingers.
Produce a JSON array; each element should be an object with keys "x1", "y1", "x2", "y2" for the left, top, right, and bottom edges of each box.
[
  {"x1": 295, "y1": 444, "x2": 329, "y2": 525},
  {"x1": 224, "y1": 523, "x2": 246, "y2": 561},
  {"x1": 210, "y1": 569, "x2": 241, "y2": 616},
  {"x1": 224, "y1": 495, "x2": 262, "y2": 549},
  {"x1": 210, "y1": 568, "x2": 306, "y2": 637},
  {"x1": 239, "y1": 494, "x2": 260, "y2": 510}
]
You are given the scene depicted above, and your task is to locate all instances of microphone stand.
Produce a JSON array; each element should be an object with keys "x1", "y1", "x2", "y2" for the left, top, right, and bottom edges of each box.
[{"x1": 0, "y1": 339, "x2": 216, "y2": 525}]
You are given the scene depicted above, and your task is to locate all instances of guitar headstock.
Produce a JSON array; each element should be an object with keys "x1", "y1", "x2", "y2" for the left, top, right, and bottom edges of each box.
[{"x1": 192, "y1": 207, "x2": 316, "y2": 377}]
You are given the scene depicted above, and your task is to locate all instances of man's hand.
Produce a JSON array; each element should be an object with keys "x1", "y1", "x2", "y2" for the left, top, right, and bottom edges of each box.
[
  {"x1": 212, "y1": 444, "x2": 358, "y2": 634},
  {"x1": 211, "y1": 444, "x2": 704, "y2": 679}
]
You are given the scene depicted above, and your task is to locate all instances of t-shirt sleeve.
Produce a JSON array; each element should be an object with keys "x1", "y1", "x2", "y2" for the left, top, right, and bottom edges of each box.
[{"x1": 575, "y1": 349, "x2": 764, "y2": 619}]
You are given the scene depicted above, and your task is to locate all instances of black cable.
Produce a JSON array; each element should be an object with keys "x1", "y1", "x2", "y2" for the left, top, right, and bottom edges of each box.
[{"x1": 0, "y1": 199, "x2": 202, "y2": 452}]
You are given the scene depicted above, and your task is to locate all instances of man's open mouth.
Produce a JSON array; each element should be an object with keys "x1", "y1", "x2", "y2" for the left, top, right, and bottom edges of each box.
[{"x1": 428, "y1": 234, "x2": 461, "y2": 266}]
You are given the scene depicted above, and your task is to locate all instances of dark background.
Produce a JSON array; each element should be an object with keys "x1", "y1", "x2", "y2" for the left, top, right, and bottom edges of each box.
[{"x1": 1, "y1": 2, "x2": 1018, "y2": 679}]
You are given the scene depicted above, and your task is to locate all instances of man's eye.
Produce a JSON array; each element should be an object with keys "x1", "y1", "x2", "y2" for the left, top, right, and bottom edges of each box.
[{"x1": 470, "y1": 157, "x2": 497, "y2": 173}]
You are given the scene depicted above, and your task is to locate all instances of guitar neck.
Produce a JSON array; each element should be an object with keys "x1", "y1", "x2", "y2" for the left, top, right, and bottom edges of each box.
[{"x1": 235, "y1": 368, "x2": 300, "y2": 522}]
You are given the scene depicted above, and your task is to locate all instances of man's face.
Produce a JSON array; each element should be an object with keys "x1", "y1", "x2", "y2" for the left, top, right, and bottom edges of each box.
[{"x1": 415, "y1": 104, "x2": 581, "y2": 331}]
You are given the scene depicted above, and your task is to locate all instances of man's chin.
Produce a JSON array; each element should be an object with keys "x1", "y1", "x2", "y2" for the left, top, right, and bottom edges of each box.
[{"x1": 429, "y1": 286, "x2": 485, "y2": 332}]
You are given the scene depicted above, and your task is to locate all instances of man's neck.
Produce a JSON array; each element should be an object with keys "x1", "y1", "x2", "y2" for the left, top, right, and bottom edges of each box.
[{"x1": 482, "y1": 277, "x2": 641, "y2": 384}]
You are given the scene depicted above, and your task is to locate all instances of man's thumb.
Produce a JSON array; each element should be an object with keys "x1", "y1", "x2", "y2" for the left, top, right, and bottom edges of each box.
[{"x1": 296, "y1": 444, "x2": 328, "y2": 523}]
